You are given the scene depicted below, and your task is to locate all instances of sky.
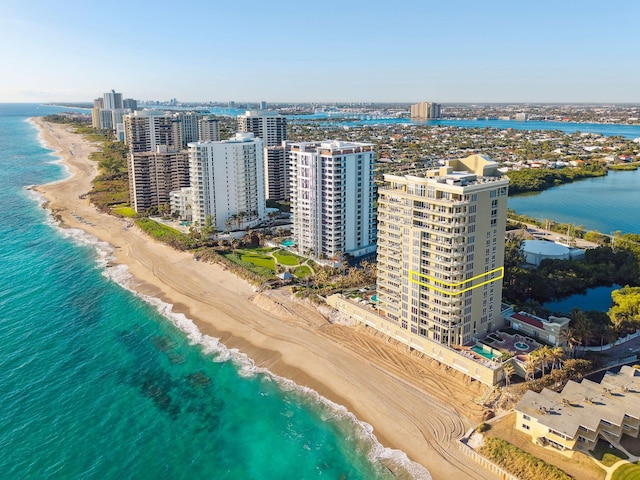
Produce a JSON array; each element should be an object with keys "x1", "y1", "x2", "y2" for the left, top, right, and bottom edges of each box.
[{"x1": 1, "y1": 0, "x2": 638, "y2": 103}]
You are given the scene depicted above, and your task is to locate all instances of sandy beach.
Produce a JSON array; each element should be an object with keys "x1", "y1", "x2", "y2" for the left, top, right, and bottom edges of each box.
[{"x1": 32, "y1": 118, "x2": 498, "y2": 480}]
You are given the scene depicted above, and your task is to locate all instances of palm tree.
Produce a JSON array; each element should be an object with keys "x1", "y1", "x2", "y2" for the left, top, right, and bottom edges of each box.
[
  {"x1": 230, "y1": 238, "x2": 240, "y2": 252},
  {"x1": 537, "y1": 345, "x2": 553, "y2": 376},
  {"x1": 503, "y1": 362, "x2": 516, "y2": 387},
  {"x1": 225, "y1": 217, "x2": 232, "y2": 234},
  {"x1": 568, "y1": 308, "x2": 592, "y2": 354},
  {"x1": 524, "y1": 360, "x2": 536, "y2": 382},
  {"x1": 560, "y1": 326, "x2": 578, "y2": 358},
  {"x1": 549, "y1": 346, "x2": 564, "y2": 371},
  {"x1": 236, "y1": 211, "x2": 246, "y2": 229}
]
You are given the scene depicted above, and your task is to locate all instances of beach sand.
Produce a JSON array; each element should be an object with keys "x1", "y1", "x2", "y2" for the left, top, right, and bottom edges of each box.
[{"x1": 32, "y1": 118, "x2": 498, "y2": 480}]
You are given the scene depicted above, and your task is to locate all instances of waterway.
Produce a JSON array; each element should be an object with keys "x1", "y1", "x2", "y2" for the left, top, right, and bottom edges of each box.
[
  {"x1": 198, "y1": 107, "x2": 640, "y2": 139},
  {"x1": 508, "y1": 169, "x2": 640, "y2": 235}
]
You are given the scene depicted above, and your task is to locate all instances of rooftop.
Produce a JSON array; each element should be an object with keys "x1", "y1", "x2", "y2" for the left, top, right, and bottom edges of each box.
[{"x1": 516, "y1": 366, "x2": 640, "y2": 439}]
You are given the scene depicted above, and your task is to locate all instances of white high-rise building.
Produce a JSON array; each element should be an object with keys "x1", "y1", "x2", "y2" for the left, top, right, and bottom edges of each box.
[
  {"x1": 238, "y1": 110, "x2": 289, "y2": 201},
  {"x1": 188, "y1": 133, "x2": 265, "y2": 231},
  {"x1": 103, "y1": 89, "x2": 123, "y2": 110},
  {"x1": 170, "y1": 187, "x2": 193, "y2": 221},
  {"x1": 174, "y1": 112, "x2": 200, "y2": 146},
  {"x1": 289, "y1": 140, "x2": 376, "y2": 259},
  {"x1": 376, "y1": 155, "x2": 509, "y2": 346}
]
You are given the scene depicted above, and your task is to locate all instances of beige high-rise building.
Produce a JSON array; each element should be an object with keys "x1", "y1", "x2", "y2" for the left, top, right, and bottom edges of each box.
[
  {"x1": 376, "y1": 154, "x2": 509, "y2": 346},
  {"x1": 410, "y1": 101, "x2": 441, "y2": 119},
  {"x1": 197, "y1": 116, "x2": 220, "y2": 142},
  {"x1": 128, "y1": 146, "x2": 190, "y2": 213},
  {"x1": 123, "y1": 110, "x2": 182, "y2": 153}
]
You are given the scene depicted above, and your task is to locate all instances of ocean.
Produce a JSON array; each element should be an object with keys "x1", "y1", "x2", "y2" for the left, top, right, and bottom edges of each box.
[{"x1": 0, "y1": 104, "x2": 423, "y2": 479}]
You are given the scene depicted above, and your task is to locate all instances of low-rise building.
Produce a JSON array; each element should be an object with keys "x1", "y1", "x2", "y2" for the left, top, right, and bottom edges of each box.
[
  {"x1": 515, "y1": 366, "x2": 640, "y2": 452},
  {"x1": 170, "y1": 187, "x2": 193, "y2": 221},
  {"x1": 506, "y1": 311, "x2": 570, "y2": 347}
]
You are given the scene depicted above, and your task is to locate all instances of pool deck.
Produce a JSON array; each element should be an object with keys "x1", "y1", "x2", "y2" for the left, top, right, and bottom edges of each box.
[{"x1": 481, "y1": 330, "x2": 541, "y2": 356}]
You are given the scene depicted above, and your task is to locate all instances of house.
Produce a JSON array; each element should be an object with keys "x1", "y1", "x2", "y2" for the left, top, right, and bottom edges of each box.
[{"x1": 515, "y1": 366, "x2": 640, "y2": 452}]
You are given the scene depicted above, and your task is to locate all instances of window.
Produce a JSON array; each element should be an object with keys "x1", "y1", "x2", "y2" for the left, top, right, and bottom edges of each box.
[{"x1": 522, "y1": 424, "x2": 530, "y2": 430}]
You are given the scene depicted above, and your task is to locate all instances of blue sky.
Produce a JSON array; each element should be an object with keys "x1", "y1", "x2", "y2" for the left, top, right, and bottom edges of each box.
[{"x1": 1, "y1": 0, "x2": 638, "y2": 103}]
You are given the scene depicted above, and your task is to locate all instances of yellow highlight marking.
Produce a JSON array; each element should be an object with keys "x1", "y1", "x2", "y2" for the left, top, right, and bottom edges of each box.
[{"x1": 409, "y1": 266, "x2": 504, "y2": 295}]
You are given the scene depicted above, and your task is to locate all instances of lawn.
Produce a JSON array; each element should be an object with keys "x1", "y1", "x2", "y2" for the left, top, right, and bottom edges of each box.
[
  {"x1": 612, "y1": 463, "x2": 640, "y2": 480},
  {"x1": 592, "y1": 438, "x2": 629, "y2": 467},
  {"x1": 273, "y1": 249, "x2": 302, "y2": 266},
  {"x1": 236, "y1": 250, "x2": 275, "y2": 270},
  {"x1": 112, "y1": 205, "x2": 136, "y2": 217},
  {"x1": 294, "y1": 266, "x2": 312, "y2": 278}
]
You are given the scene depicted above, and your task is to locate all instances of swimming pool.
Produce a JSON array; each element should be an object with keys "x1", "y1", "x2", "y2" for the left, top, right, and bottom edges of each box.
[
  {"x1": 471, "y1": 344, "x2": 501, "y2": 361},
  {"x1": 281, "y1": 239, "x2": 294, "y2": 247},
  {"x1": 371, "y1": 294, "x2": 378, "y2": 302}
]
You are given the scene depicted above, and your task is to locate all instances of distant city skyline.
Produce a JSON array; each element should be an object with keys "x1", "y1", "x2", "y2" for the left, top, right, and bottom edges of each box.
[{"x1": 1, "y1": 0, "x2": 639, "y2": 103}]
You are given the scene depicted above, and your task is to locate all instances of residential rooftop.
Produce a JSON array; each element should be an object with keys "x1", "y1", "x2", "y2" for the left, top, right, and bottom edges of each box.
[{"x1": 515, "y1": 366, "x2": 640, "y2": 439}]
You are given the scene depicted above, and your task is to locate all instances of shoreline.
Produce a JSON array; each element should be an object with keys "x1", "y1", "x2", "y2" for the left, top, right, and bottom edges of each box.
[{"x1": 31, "y1": 118, "x2": 497, "y2": 480}]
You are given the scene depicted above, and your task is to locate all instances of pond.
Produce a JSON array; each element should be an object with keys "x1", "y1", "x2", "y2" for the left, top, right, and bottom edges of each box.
[{"x1": 543, "y1": 284, "x2": 620, "y2": 314}]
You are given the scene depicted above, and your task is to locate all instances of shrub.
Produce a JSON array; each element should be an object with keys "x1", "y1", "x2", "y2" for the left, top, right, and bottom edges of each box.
[
  {"x1": 479, "y1": 437, "x2": 572, "y2": 480},
  {"x1": 476, "y1": 422, "x2": 490, "y2": 433}
]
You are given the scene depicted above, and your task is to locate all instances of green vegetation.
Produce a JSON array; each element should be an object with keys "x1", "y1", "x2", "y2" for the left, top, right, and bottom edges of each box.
[
  {"x1": 43, "y1": 115, "x2": 130, "y2": 211},
  {"x1": 273, "y1": 249, "x2": 302, "y2": 266},
  {"x1": 609, "y1": 286, "x2": 640, "y2": 334},
  {"x1": 611, "y1": 462, "x2": 640, "y2": 480},
  {"x1": 135, "y1": 218, "x2": 196, "y2": 250},
  {"x1": 111, "y1": 205, "x2": 137, "y2": 218},
  {"x1": 294, "y1": 266, "x2": 312, "y2": 278},
  {"x1": 475, "y1": 422, "x2": 490, "y2": 433},
  {"x1": 592, "y1": 439, "x2": 629, "y2": 467},
  {"x1": 513, "y1": 358, "x2": 595, "y2": 394},
  {"x1": 233, "y1": 249, "x2": 275, "y2": 270},
  {"x1": 504, "y1": 238, "x2": 640, "y2": 305},
  {"x1": 89, "y1": 174, "x2": 129, "y2": 209},
  {"x1": 506, "y1": 164, "x2": 608, "y2": 195},
  {"x1": 478, "y1": 437, "x2": 572, "y2": 480},
  {"x1": 507, "y1": 210, "x2": 590, "y2": 243},
  {"x1": 222, "y1": 251, "x2": 275, "y2": 279},
  {"x1": 609, "y1": 164, "x2": 638, "y2": 171}
]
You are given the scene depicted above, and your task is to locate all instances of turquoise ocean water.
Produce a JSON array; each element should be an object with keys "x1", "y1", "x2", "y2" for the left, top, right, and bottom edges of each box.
[{"x1": 0, "y1": 104, "x2": 427, "y2": 479}]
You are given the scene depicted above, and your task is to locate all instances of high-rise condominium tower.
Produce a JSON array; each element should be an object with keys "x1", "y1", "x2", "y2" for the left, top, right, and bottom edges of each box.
[
  {"x1": 173, "y1": 112, "x2": 200, "y2": 146},
  {"x1": 197, "y1": 117, "x2": 220, "y2": 142},
  {"x1": 123, "y1": 110, "x2": 182, "y2": 153},
  {"x1": 376, "y1": 155, "x2": 508, "y2": 346},
  {"x1": 188, "y1": 133, "x2": 265, "y2": 231},
  {"x1": 238, "y1": 110, "x2": 286, "y2": 146},
  {"x1": 238, "y1": 110, "x2": 289, "y2": 201},
  {"x1": 410, "y1": 102, "x2": 441, "y2": 119},
  {"x1": 289, "y1": 141, "x2": 377, "y2": 259},
  {"x1": 128, "y1": 146, "x2": 190, "y2": 213},
  {"x1": 103, "y1": 89, "x2": 123, "y2": 110}
]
